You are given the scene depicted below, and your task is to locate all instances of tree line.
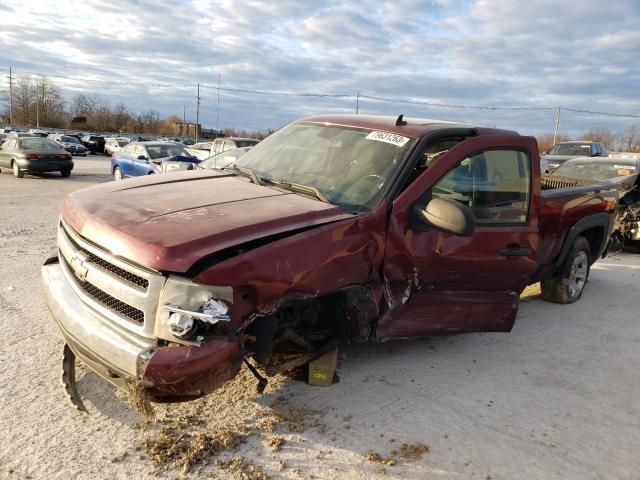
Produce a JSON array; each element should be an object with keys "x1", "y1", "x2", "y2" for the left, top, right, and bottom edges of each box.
[
  {"x1": 1, "y1": 76, "x2": 270, "y2": 138},
  {"x1": 3, "y1": 76, "x2": 640, "y2": 148},
  {"x1": 536, "y1": 125, "x2": 640, "y2": 154}
]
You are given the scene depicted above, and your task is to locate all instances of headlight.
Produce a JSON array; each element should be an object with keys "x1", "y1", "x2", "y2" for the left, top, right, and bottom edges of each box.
[{"x1": 155, "y1": 276, "x2": 233, "y2": 343}]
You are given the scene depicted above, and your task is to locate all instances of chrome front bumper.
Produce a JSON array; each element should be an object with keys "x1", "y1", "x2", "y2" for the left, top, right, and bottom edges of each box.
[{"x1": 42, "y1": 262, "x2": 156, "y2": 382}]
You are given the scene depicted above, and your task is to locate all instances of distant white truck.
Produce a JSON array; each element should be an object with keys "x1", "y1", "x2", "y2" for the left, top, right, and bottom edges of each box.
[{"x1": 186, "y1": 136, "x2": 259, "y2": 160}]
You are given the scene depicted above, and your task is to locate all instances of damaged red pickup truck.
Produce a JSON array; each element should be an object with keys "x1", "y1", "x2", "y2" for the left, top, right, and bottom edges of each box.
[{"x1": 42, "y1": 114, "x2": 621, "y2": 406}]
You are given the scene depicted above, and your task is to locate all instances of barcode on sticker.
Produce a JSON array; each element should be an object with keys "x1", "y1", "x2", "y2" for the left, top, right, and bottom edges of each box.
[{"x1": 366, "y1": 131, "x2": 410, "y2": 147}]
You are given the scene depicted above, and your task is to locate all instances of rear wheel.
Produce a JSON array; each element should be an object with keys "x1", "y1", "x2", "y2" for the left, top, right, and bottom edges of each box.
[
  {"x1": 12, "y1": 161, "x2": 24, "y2": 178},
  {"x1": 61, "y1": 169, "x2": 71, "y2": 177},
  {"x1": 541, "y1": 235, "x2": 591, "y2": 304},
  {"x1": 113, "y1": 166, "x2": 122, "y2": 181}
]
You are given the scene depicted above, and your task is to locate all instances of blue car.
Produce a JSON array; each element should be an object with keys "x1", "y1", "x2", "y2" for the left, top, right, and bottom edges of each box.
[{"x1": 111, "y1": 141, "x2": 199, "y2": 180}]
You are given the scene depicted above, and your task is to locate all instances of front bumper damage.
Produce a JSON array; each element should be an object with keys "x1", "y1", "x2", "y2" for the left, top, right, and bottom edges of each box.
[{"x1": 42, "y1": 262, "x2": 243, "y2": 402}]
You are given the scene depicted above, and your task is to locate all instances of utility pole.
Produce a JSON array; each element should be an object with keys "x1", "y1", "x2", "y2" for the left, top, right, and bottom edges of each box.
[
  {"x1": 195, "y1": 83, "x2": 200, "y2": 143},
  {"x1": 216, "y1": 73, "x2": 221, "y2": 134},
  {"x1": 8, "y1": 67, "x2": 13, "y2": 125},
  {"x1": 355, "y1": 92, "x2": 360, "y2": 114},
  {"x1": 183, "y1": 104, "x2": 186, "y2": 124},
  {"x1": 36, "y1": 80, "x2": 40, "y2": 128},
  {"x1": 552, "y1": 106, "x2": 561, "y2": 146}
]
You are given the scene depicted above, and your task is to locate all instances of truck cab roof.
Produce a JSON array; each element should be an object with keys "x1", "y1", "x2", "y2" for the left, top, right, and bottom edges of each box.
[{"x1": 299, "y1": 114, "x2": 519, "y2": 138}]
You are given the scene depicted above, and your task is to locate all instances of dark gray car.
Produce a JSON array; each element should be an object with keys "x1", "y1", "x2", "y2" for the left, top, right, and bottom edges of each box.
[
  {"x1": 0, "y1": 137, "x2": 74, "y2": 178},
  {"x1": 542, "y1": 141, "x2": 608, "y2": 172}
]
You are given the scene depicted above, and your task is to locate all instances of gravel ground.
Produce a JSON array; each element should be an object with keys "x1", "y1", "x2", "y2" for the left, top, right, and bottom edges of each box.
[{"x1": 1, "y1": 157, "x2": 639, "y2": 479}]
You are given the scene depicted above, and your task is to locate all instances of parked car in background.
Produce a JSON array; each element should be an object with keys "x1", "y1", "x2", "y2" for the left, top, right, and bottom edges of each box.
[
  {"x1": 104, "y1": 137, "x2": 131, "y2": 156},
  {"x1": 48, "y1": 134, "x2": 89, "y2": 156},
  {"x1": 7, "y1": 131, "x2": 35, "y2": 139},
  {"x1": 0, "y1": 137, "x2": 73, "y2": 178},
  {"x1": 0, "y1": 133, "x2": 7, "y2": 146},
  {"x1": 111, "y1": 141, "x2": 197, "y2": 180},
  {"x1": 198, "y1": 146, "x2": 253, "y2": 170},
  {"x1": 28, "y1": 129, "x2": 50, "y2": 137},
  {"x1": 162, "y1": 146, "x2": 253, "y2": 174},
  {"x1": 187, "y1": 137, "x2": 259, "y2": 160},
  {"x1": 81, "y1": 135, "x2": 106, "y2": 154},
  {"x1": 551, "y1": 156, "x2": 640, "y2": 252},
  {"x1": 542, "y1": 140, "x2": 609, "y2": 172}
]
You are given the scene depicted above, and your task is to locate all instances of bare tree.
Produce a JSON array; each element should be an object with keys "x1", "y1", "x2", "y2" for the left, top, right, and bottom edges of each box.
[
  {"x1": 13, "y1": 79, "x2": 36, "y2": 126},
  {"x1": 581, "y1": 127, "x2": 615, "y2": 150},
  {"x1": 615, "y1": 123, "x2": 640, "y2": 153},
  {"x1": 38, "y1": 77, "x2": 66, "y2": 128},
  {"x1": 537, "y1": 133, "x2": 569, "y2": 154}
]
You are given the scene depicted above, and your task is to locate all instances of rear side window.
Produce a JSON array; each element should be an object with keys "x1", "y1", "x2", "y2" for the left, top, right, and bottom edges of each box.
[{"x1": 431, "y1": 149, "x2": 531, "y2": 224}]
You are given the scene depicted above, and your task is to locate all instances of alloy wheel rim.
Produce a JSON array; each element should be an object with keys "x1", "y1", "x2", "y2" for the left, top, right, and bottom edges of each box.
[
  {"x1": 568, "y1": 251, "x2": 588, "y2": 298},
  {"x1": 114, "y1": 168, "x2": 121, "y2": 180}
]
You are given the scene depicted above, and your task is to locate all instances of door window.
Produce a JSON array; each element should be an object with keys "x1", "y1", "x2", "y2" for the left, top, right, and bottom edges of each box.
[{"x1": 431, "y1": 149, "x2": 531, "y2": 224}]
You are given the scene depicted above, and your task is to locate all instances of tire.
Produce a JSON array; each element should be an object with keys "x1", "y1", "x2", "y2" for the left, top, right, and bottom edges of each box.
[
  {"x1": 61, "y1": 169, "x2": 71, "y2": 178},
  {"x1": 12, "y1": 161, "x2": 24, "y2": 178},
  {"x1": 622, "y1": 240, "x2": 640, "y2": 254},
  {"x1": 113, "y1": 166, "x2": 122, "y2": 181},
  {"x1": 541, "y1": 235, "x2": 591, "y2": 304}
]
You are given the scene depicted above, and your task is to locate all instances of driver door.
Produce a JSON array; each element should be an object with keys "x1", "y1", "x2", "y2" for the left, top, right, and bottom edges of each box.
[{"x1": 377, "y1": 134, "x2": 540, "y2": 340}]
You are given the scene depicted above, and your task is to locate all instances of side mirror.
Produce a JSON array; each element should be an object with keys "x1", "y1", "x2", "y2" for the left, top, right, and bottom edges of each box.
[
  {"x1": 592, "y1": 152, "x2": 602, "y2": 157},
  {"x1": 137, "y1": 155, "x2": 147, "y2": 161},
  {"x1": 414, "y1": 198, "x2": 476, "y2": 237}
]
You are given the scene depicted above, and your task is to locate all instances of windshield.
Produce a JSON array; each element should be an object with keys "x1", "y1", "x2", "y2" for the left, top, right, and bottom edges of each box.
[
  {"x1": 553, "y1": 162, "x2": 637, "y2": 180},
  {"x1": 200, "y1": 147, "x2": 251, "y2": 169},
  {"x1": 549, "y1": 143, "x2": 591, "y2": 156},
  {"x1": 61, "y1": 136, "x2": 80, "y2": 144},
  {"x1": 234, "y1": 122, "x2": 415, "y2": 211},
  {"x1": 117, "y1": 140, "x2": 128, "y2": 147},
  {"x1": 147, "y1": 144, "x2": 189, "y2": 159},
  {"x1": 22, "y1": 138, "x2": 63, "y2": 151}
]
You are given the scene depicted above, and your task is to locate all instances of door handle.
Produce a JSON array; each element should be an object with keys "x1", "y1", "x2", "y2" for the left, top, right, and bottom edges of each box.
[{"x1": 498, "y1": 247, "x2": 531, "y2": 257}]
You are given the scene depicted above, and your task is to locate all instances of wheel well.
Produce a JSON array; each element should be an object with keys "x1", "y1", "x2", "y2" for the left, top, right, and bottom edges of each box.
[
  {"x1": 246, "y1": 285, "x2": 376, "y2": 362},
  {"x1": 579, "y1": 226, "x2": 605, "y2": 261}
]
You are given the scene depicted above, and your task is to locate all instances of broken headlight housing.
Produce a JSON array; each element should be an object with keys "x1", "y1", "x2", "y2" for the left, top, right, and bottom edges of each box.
[{"x1": 155, "y1": 276, "x2": 233, "y2": 343}]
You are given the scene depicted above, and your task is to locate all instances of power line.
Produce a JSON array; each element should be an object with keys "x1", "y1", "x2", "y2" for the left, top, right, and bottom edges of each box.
[
  {"x1": 9, "y1": 67, "x2": 640, "y2": 121},
  {"x1": 359, "y1": 94, "x2": 555, "y2": 112},
  {"x1": 560, "y1": 107, "x2": 640, "y2": 119}
]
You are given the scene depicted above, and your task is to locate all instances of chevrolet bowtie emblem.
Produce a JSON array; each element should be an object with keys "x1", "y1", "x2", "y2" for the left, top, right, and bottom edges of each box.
[{"x1": 69, "y1": 251, "x2": 90, "y2": 281}]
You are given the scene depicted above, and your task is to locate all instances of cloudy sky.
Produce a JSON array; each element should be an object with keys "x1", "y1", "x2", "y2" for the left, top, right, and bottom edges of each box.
[{"x1": 1, "y1": 0, "x2": 639, "y2": 136}]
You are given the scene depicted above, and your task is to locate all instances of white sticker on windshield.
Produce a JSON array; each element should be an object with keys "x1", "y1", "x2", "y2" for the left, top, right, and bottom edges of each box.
[{"x1": 366, "y1": 131, "x2": 410, "y2": 147}]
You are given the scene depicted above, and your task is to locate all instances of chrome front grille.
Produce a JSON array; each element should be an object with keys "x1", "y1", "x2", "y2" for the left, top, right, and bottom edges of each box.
[
  {"x1": 62, "y1": 229, "x2": 149, "y2": 289},
  {"x1": 60, "y1": 255, "x2": 145, "y2": 324},
  {"x1": 57, "y1": 219, "x2": 165, "y2": 337}
]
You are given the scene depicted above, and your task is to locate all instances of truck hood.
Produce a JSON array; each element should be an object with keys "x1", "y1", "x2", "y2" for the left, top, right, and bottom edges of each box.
[{"x1": 61, "y1": 170, "x2": 354, "y2": 272}]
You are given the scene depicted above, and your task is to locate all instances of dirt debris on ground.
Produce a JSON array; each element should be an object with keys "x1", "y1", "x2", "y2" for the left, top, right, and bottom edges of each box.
[
  {"x1": 135, "y1": 368, "x2": 328, "y2": 477},
  {"x1": 391, "y1": 442, "x2": 430, "y2": 460},
  {"x1": 364, "y1": 451, "x2": 397, "y2": 466},
  {"x1": 126, "y1": 379, "x2": 155, "y2": 419},
  {"x1": 266, "y1": 435, "x2": 286, "y2": 452},
  {"x1": 215, "y1": 457, "x2": 270, "y2": 480}
]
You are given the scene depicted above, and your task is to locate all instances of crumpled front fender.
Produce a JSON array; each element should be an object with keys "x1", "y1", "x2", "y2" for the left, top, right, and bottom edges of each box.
[{"x1": 143, "y1": 340, "x2": 243, "y2": 399}]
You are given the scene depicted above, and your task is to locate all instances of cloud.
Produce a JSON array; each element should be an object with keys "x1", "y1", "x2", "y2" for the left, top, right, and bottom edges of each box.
[{"x1": 0, "y1": 0, "x2": 638, "y2": 136}]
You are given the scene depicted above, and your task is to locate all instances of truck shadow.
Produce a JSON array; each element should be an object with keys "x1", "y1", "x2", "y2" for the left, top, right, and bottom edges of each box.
[{"x1": 75, "y1": 369, "x2": 139, "y2": 426}]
